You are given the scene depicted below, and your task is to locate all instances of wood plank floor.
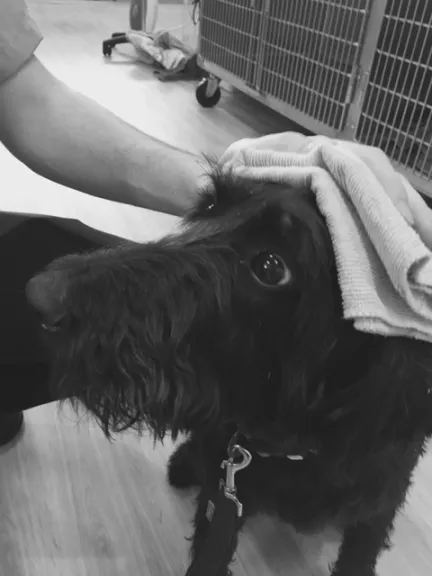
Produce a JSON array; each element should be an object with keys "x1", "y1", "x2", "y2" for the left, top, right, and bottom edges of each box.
[{"x1": 0, "y1": 2, "x2": 431, "y2": 575}]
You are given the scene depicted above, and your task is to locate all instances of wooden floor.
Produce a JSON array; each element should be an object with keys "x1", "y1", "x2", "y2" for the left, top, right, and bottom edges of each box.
[{"x1": 0, "y1": 1, "x2": 431, "y2": 575}]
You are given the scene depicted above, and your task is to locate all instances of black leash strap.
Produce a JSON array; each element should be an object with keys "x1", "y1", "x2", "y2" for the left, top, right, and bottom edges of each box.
[
  {"x1": 185, "y1": 486, "x2": 241, "y2": 576},
  {"x1": 186, "y1": 436, "x2": 252, "y2": 576}
]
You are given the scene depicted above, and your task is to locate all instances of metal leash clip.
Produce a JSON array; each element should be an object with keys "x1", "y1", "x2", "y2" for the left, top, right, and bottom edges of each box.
[{"x1": 220, "y1": 439, "x2": 252, "y2": 518}]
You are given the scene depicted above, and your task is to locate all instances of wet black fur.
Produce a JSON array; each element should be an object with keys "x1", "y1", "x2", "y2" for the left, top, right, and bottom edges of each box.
[{"x1": 29, "y1": 172, "x2": 432, "y2": 575}]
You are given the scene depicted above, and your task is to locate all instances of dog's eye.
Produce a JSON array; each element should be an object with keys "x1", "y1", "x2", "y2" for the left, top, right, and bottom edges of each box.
[
  {"x1": 40, "y1": 313, "x2": 67, "y2": 333},
  {"x1": 249, "y1": 252, "x2": 291, "y2": 287},
  {"x1": 41, "y1": 320, "x2": 62, "y2": 333}
]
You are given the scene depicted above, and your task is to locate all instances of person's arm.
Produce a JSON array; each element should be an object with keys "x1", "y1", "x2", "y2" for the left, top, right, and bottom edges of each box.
[{"x1": 0, "y1": 55, "x2": 205, "y2": 215}]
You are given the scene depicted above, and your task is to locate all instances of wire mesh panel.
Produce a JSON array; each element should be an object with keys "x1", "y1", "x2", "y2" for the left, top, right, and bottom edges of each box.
[
  {"x1": 199, "y1": 0, "x2": 263, "y2": 85},
  {"x1": 355, "y1": 0, "x2": 432, "y2": 180},
  {"x1": 259, "y1": 0, "x2": 372, "y2": 131}
]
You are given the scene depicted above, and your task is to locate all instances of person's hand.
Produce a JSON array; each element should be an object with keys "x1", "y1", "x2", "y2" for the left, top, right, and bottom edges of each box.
[
  {"x1": 331, "y1": 140, "x2": 415, "y2": 226},
  {"x1": 337, "y1": 140, "x2": 432, "y2": 249},
  {"x1": 400, "y1": 176, "x2": 432, "y2": 249},
  {"x1": 220, "y1": 131, "x2": 308, "y2": 163},
  {"x1": 221, "y1": 131, "x2": 432, "y2": 251}
]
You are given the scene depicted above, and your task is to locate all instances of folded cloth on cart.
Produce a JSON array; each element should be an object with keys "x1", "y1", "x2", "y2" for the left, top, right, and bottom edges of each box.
[
  {"x1": 126, "y1": 30, "x2": 202, "y2": 81},
  {"x1": 218, "y1": 131, "x2": 432, "y2": 342}
]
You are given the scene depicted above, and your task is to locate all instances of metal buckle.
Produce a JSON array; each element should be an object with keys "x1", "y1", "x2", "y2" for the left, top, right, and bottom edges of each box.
[{"x1": 219, "y1": 434, "x2": 252, "y2": 518}]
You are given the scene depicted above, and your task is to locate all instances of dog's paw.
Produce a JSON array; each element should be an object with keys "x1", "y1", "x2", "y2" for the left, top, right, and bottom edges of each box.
[{"x1": 167, "y1": 442, "x2": 198, "y2": 489}]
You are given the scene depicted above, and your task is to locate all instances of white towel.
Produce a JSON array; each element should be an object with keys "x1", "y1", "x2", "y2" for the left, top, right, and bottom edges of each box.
[{"x1": 218, "y1": 132, "x2": 432, "y2": 343}]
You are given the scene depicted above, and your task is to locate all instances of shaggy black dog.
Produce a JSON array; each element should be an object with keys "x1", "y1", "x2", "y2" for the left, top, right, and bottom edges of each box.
[{"x1": 26, "y1": 172, "x2": 432, "y2": 576}]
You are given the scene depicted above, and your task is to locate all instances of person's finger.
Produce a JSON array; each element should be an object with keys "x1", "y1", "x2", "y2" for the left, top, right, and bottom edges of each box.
[
  {"x1": 403, "y1": 180, "x2": 432, "y2": 249},
  {"x1": 340, "y1": 141, "x2": 415, "y2": 226}
]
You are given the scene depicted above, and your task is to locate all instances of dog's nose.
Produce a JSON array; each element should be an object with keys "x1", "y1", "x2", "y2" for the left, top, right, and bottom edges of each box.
[{"x1": 26, "y1": 271, "x2": 65, "y2": 315}]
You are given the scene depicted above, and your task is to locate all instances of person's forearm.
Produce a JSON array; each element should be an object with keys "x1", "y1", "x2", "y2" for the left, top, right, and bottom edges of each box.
[{"x1": 0, "y1": 56, "x2": 205, "y2": 215}]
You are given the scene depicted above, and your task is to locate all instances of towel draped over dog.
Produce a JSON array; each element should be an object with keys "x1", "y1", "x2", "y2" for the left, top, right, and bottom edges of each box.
[{"x1": 218, "y1": 132, "x2": 432, "y2": 343}]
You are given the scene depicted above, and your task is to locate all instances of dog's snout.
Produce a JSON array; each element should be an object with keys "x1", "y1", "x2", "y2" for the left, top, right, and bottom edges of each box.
[{"x1": 26, "y1": 271, "x2": 66, "y2": 315}]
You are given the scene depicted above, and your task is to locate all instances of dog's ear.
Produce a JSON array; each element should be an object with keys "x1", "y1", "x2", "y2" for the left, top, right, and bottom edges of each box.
[
  {"x1": 274, "y1": 287, "x2": 340, "y2": 418},
  {"x1": 272, "y1": 191, "x2": 341, "y2": 414}
]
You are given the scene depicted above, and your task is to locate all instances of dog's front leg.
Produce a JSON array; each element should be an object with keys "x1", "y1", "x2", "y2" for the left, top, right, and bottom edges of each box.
[
  {"x1": 331, "y1": 513, "x2": 396, "y2": 576},
  {"x1": 185, "y1": 487, "x2": 246, "y2": 576}
]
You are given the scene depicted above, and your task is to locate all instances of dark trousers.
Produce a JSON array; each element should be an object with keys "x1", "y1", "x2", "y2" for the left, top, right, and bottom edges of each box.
[{"x1": 0, "y1": 218, "x2": 101, "y2": 413}]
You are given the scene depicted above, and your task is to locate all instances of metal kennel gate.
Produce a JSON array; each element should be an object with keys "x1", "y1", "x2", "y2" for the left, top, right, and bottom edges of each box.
[{"x1": 197, "y1": 0, "x2": 432, "y2": 198}]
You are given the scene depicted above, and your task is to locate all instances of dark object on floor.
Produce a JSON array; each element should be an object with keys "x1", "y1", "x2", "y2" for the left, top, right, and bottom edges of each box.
[
  {"x1": 0, "y1": 411, "x2": 24, "y2": 446},
  {"x1": 0, "y1": 218, "x2": 101, "y2": 414},
  {"x1": 27, "y1": 172, "x2": 432, "y2": 576}
]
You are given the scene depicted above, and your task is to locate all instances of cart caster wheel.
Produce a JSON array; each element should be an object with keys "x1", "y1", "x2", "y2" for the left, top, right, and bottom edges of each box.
[
  {"x1": 196, "y1": 78, "x2": 221, "y2": 108},
  {"x1": 102, "y1": 42, "x2": 112, "y2": 57}
]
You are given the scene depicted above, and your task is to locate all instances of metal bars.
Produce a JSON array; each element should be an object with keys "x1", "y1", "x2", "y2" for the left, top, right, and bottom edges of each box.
[
  {"x1": 259, "y1": 0, "x2": 371, "y2": 130},
  {"x1": 355, "y1": 0, "x2": 432, "y2": 180},
  {"x1": 199, "y1": 0, "x2": 263, "y2": 85},
  {"x1": 198, "y1": 0, "x2": 432, "y2": 195}
]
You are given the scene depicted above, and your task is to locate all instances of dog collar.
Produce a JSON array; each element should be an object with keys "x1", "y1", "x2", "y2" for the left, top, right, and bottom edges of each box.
[
  {"x1": 257, "y1": 451, "x2": 306, "y2": 460},
  {"x1": 238, "y1": 432, "x2": 318, "y2": 461}
]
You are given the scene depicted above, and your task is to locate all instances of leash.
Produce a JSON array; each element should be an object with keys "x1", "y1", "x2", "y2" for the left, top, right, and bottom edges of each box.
[
  {"x1": 185, "y1": 432, "x2": 252, "y2": 576},
  {"x1": 185, "y1": 431, "x2": 317, "y2": 576}
]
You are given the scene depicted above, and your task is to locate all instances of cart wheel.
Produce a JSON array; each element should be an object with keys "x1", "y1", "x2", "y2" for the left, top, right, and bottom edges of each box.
[
  {"x1": 102, "y1": 43, "x2": 112, "y2": 57},
  {"x1": 196, "y1": 78, "x2": 221, "y2": 108}
]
